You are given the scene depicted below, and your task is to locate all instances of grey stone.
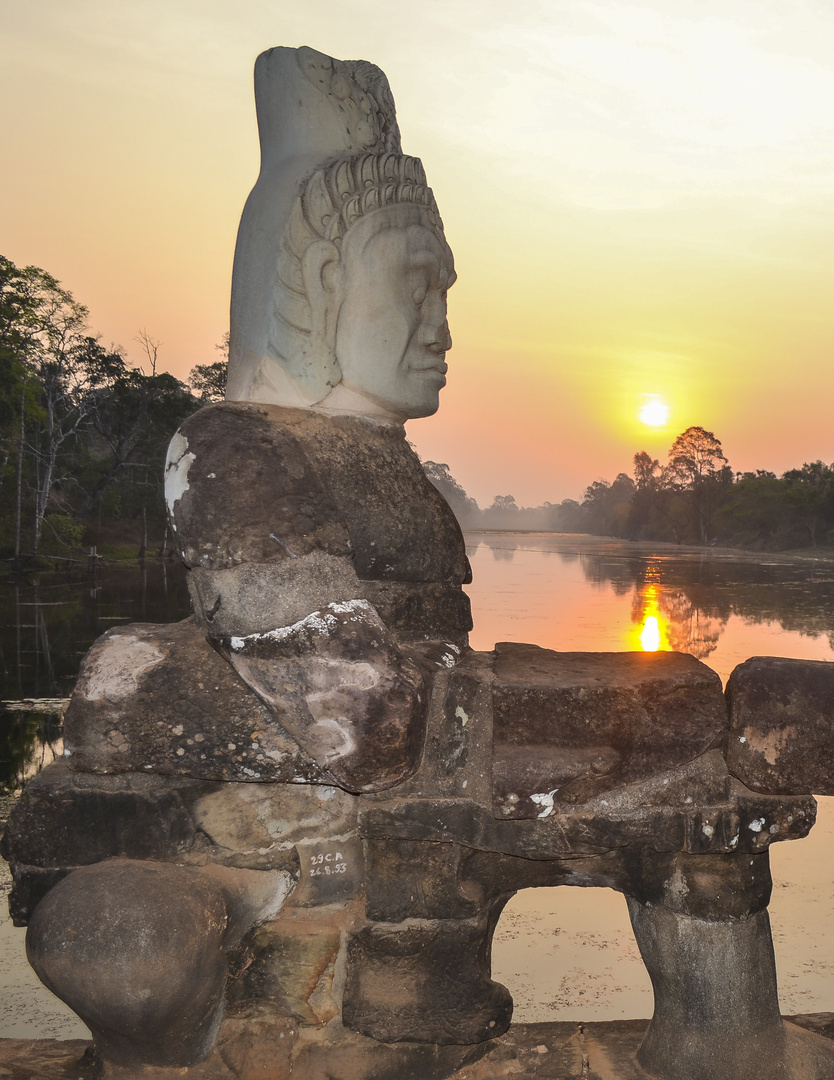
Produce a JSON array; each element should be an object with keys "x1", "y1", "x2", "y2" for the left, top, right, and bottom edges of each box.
[
  {"x1": 190, "y1": 781, "x2": 358, "y2": 872},
  {"x1": 361, "y1": 750, "x2": 815, "y2": 860},
  {"x1": 628, "y1": 900, "x2": 818, "y2": 1080},
  {"x1": 188, "y1": 553, "x2": 365, "y2": 638},
  {"x1": 169, "y1": 404, "x2": 469, "y2": 591},
  {"x1": 726, "y1": 656, "x2": 834, "y2": 794},
  {"x1": 63, "y1": 620, "x2": 326, "y2": 784},
  {"x1": 4, "y1": 1018, "x2": 834, "y2": 1080},
  {"x1": 218, "y1": 600, "x2": 427, "y2": 793},
  {"x1": 343, "y1": 912, "x2": 513, "y2": 1045},
  {"x1": 167, "y1": 404, "x2": 352, "y2": 571},
  {"x1": 227, "y1": 911, "x2": 347, "y2": 1024},
  {"x1": 491, "y1": 644, "x2": 728, "y2": 817},
  {"x1": 1, "y1": 763, "x2": 197, "y2": 872},
  {"x1": 26, "y1": 861, "x2": 232, "y2": 1069}
]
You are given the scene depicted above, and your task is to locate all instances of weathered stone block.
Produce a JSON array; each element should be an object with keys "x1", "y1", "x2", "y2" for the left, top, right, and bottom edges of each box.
[
  {"x1": 227, "y1": 916, "x2": 343, "y2": 1024},
  {"x1": 726, "y1": 656, "x2": 834, "y2": 794},
  {"x1": 361, "y1": 580, "x2": 472, "y2": 643},
  {"x1": 219, "y1": 600, "x2": 427, "y2": 792},
  {"x1": 1, "y1": 763, "x2": 197, "y2": 871},
  {"x1": 362, "y1": 751, "x2": 815, "y2": 861},
  {"x1": 167, "y1": 404, "x2": 352, "y2": 571},
  {"x1": 386, "y1": 651, "x2": 494, "y2": 805},
  {"x1": 492, "y1": 644, "x2": 727, "y2": 817},
  {"x1": 191, "y1": 781, "x2": 358, "y2": 873},
  {"x1": 63, "y1": 619, "x2": 325, "y2": 783},
  {"x1": 343, "y1": 912, "x2": 513, "y2": 1045},
  {"x1": 5, "y1": 863, "x2": 74, "y2": 926}
]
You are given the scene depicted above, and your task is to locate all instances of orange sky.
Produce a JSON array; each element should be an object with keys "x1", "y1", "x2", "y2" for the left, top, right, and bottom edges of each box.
[{"x1": 3, "y1": 1, "x2": 834, "y2": 507}]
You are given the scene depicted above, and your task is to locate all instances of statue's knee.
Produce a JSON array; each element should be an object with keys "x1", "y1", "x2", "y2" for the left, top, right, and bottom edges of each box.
[{"x1": 27, "y1": 859, "x2": 230, "y2": 1068}]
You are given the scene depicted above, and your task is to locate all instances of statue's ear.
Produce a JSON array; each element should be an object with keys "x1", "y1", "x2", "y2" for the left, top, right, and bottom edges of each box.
[{"x1": 301, "y1": 240, "x2": 343, "y2": 351}]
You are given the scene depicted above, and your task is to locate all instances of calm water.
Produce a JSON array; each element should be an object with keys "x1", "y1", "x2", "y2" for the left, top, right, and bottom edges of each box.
[
  {"x1": 1, "y1": 534, "x2": 834, "y2": 1031},
  {"x1": 0, "y1": 560, "x2": 189, "y2": 791},
  {"x1": 465, "y1": 532, "x2": 834, "y2": 679}
]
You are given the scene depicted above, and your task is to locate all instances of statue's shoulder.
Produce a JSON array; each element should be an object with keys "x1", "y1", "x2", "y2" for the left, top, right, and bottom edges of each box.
[
  {"x1": 176, "y1": 400, "x2": 314, "y2": 444},
  {"x1": 166, "y1": 403, "x2": 351, "y2": 569}
]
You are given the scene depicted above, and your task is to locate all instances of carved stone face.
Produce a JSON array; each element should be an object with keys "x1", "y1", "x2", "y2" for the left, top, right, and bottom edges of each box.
[{"x1": 328, "y1": 205, "x2": 455, "y2": 422}]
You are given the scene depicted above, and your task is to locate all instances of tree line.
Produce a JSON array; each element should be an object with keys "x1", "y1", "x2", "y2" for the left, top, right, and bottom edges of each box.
[
  {"x1": 0, "y1": 255, "x2": 224, "y2": 567},
  {"x1": 425, "y1": 427, "x2": 834, "y2": 551}
]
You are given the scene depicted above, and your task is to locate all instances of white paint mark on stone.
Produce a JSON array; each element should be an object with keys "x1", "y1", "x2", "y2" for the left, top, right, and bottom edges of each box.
[
  {"x1": 230, "y1": 600, "x2": 378, "y2": 652},
  {"x1": 83, "y1": 636, "x2": 164, "y2": 701},
  {"x1": 738, "y1": 736, "x2": 747, "y2": 743},
  {"x1": 164, "y1": 431, "x2": 196, "y2": 521},
  {"x1": 769, "y1": 823, "x2": 780, "y2": 834},
  {"x1": 749, "y1": 818, "x2": 766, "y2": 833},
  {"x1": 455, "y1": 706, "x2": 469, "y2": 727},
  {"x1": 530, "y1": 789, "x2": 560, "y2": 819},
  {"x1": 702, "y1": 824, "x2": 715, "y2": 838},
  {"x1": 305, "y1": 717, "x2": 356, "y2": 762}
]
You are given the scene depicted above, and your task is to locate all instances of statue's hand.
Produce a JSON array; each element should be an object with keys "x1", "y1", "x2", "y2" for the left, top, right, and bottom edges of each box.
[{"x1": 216, "y1": 599, "x2": 427, "y2": 792}]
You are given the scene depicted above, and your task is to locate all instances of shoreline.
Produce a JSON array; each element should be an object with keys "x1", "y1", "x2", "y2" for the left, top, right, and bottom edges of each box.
[{"x1": 464, "y1": 530, "x2": 834, "y2": 565}]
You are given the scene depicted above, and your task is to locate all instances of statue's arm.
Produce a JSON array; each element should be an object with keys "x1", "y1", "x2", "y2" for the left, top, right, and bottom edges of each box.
[
  {"x1": 214, "y1": 596, "x2": 428, "y2": 793},
  {"x1": 165, "y1": 404, "x2": 428, "y2": 792}
]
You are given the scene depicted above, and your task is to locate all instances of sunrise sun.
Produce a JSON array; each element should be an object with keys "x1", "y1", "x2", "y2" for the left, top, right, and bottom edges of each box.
[{"x1": 639, "y1": 398, "x2": 669, "y2": 428}]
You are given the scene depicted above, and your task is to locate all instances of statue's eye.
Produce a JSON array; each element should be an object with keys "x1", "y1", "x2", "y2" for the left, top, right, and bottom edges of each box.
[{"x1": 412, "y1": 285, "x2": 427, "y2": 306}]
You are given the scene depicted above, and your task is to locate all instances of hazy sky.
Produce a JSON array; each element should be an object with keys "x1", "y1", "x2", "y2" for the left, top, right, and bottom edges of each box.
[{"x1": 3, "y1": 0, "x2": 834, "y2": 506}]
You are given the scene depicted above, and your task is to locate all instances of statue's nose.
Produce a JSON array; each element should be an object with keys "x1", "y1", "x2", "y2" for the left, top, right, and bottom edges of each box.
[{"x1": 419, "y1": 317, "x2": 452, "y2": 353}]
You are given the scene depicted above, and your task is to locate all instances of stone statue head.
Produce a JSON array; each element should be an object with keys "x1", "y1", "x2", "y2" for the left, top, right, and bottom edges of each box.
[{"x1": 226, "y1": 47, "x2": 455, "y2": 424}]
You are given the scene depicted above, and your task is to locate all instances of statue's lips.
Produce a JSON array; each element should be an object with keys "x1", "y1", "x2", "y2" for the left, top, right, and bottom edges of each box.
[{"x1": 408, "y1": 360, "x2": 448, "y2": 381}]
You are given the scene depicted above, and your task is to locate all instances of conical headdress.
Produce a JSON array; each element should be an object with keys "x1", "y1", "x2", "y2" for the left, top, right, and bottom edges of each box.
[{"x1": 226, "y1": 46, "x2": 442, "y2": 406}]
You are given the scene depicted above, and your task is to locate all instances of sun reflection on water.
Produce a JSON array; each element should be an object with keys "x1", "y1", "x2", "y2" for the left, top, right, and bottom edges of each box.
[
  {"x1": 640, "y1": 614, "x2": 661, "y2": 651},
  {"x1": 632, "y1": 583, "x2": 671, "y2": 653}
]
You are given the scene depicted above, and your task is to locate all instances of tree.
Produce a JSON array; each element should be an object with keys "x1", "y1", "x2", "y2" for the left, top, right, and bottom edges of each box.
[
  {"x1": 782, "y1": 461, "x2": 834, "y2": 548},
  {"x1": 667, "y1": 427, "x2": 728, "y2": 488},
  {"x1": 715, "y1": 471, "x2": 787, "y2": 550},
  {"x1": 0, "y1": 256, "x2": 205, "y2": 562},
  {"x1": 189, "y1": 361, "x2": 227, "y2": 402},
  {"x1": 666, "y1": 427, "x2": 731, "y2": 543},
  {"x1": 190, "y1": 332, "x2": 229, "y2": 402},
  {"x1": 422, "y1": 461, "x2": 480, "y2": 528},
  {"x1": 1, "y1": 261, "x2": 93, "y2": 554},
  {"x1": 581, "y1": 473, "x2": 636, "y2": 537},
  {"x1": 483, "y1": 494, "x2": 520, "y2": 529},
  {"x1": 75, "y1": 361, "x2": 199, "y2": 525},
  {"x1": 633, "y1": 451, "x2": 662, "y2": 491}
]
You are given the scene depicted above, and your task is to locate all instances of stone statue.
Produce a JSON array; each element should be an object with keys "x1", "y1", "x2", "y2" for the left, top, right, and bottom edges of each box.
[{"x1": 4, "y1": 45, "x2": 834, "y2": 1080}]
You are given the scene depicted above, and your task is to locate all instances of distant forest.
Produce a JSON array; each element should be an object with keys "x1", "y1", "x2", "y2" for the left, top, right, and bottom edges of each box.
[
  {"x1": 3, "y1": 253, "x2": 832, "y2": 566},
  {"x1": 427, "y1": 427, "x2": 834, "y2": 551}
]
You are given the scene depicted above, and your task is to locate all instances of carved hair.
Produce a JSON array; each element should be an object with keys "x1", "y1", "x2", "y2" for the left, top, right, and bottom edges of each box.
[{"x1": 268, "y1": 152, "x2": 445, "y2": 403}]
